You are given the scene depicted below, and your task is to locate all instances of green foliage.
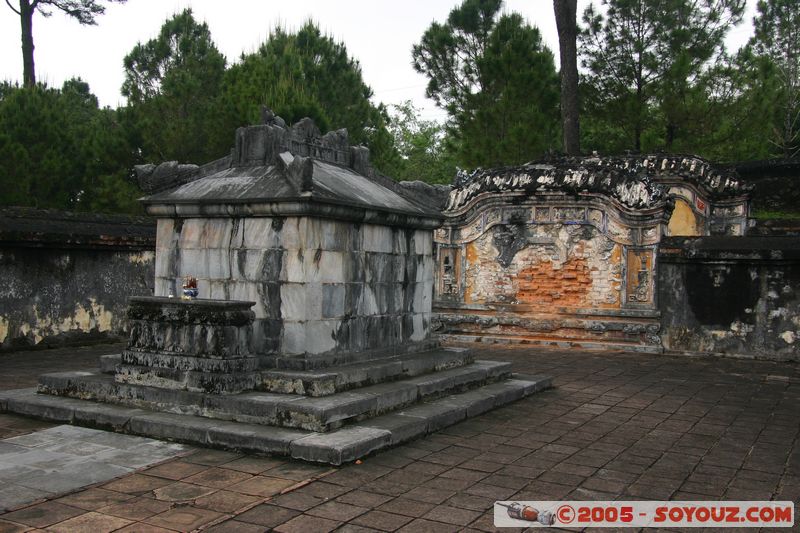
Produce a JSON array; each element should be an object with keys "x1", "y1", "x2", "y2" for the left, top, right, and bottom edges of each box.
[
  {"x1": 0, "y1": 80, "x2": 140, "y2": 213},
  {"x1": 580, "y1": 0, "x2": 746, "y2": 153},
  {"x1": 218, "y1": 21, "x2": 397, "y2": 171},
  {"x1": 123, "y1": 9, "x2": 228, "y2": 164},
  {"x1": 750, "y1": 0, "x2": 800, "y2": 158},
  {"x1": 413, "y1": 0, "x2": 559, "y2": 167},
  {"x1": 383, "y1": 101, "x2": 457, "y2": 184}
]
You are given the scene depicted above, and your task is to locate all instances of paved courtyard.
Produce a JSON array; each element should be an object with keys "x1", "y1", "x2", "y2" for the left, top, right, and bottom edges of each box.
[{"x1": 0, "y1": 343, "x2": 798, "y2": 532}]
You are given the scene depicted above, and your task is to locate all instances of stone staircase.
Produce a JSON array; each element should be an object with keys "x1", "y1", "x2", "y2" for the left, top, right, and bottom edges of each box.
[{"x1": 2, "y1": 347, "x2": 550, "y2": 465}]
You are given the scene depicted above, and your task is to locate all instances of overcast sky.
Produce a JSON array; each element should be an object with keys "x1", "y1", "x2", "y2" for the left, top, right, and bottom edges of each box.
[{"x1": 0, "y1": 0, "x2": 758, "y2": 122}]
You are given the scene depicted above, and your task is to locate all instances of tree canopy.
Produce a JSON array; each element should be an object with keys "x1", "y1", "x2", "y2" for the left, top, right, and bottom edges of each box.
[
  {"x1": 0, "y1": 80, "x2": 140, "y2": 212},
  {"x1": 750, "y1": 0, "x2": 800, "y2": 158},
  {"x1": 3, "y1": 1, "x2": 799, "y2": 215},
  {"x1": 579, "y1": 0, "x2": 746, "y2": 153},
  {"x1": 413, "y1": 0, "x2": 560, "y2": 167},
  {"x1": 122, "y1": 8, "x2": 228, "y2": 164}
]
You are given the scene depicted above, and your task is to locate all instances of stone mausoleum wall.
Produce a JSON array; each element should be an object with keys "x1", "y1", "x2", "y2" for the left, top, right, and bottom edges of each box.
[
  {"x1": 432, "y1": 155, "x2": 753, "y2": 351},
  {"x1": 659, "y1": 236, "x2": 800, "y2": 361},
  {"x1": 153, "y1": 215, "x2": 433, "y2": 357},
  {"x1": 0, "y1": 208, "x2": 155, "y2": 350}
]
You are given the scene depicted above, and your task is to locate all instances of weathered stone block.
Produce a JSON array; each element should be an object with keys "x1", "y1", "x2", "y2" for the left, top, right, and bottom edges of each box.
[
  {"x1": 178, "y1": 219, "x2": 206, "y2": 249},
  {"x1": 242, "y1": 217, "x2": 280, "y2": 249},
  {"x1": 280, "y1": 283, "x2": 305, "y2": 321},
  {"x1": 322, "y1": 284, "x2": 345, "y2": 318},
  {"x1": 179, "y1": 249, "x2": 208, "y2": 279},
  {"x1": 361, "y1": 225, "x2": 393, "y2": 253},
  {"x1": 290, "y1": 426, "x2": 392, "y2": 464},
  {"x1": 304, "y1": 320, "x2": 339, "y2": 354},
  {"x1": 281, "y1": 321, "x2": 306, "y2": 354},
  {"x1": 278, "y1": 217, "x2": 305, "y2": 249},
  {"x1": 207, "y1": 248, "x2": 231, "y2": 279}
]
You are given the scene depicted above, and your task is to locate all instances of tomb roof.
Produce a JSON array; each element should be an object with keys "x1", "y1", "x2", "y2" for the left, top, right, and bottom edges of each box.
[{"x1": 136, "y1": 111, "x2": 441, "y2": 227}]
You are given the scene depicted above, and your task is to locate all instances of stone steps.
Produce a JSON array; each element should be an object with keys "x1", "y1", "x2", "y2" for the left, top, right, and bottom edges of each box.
[
  {"x1": 263, "y1": 340, "x2": 442, "y2": 371},
  {"x1": 259, "y1": 347, "x2": 473, "y2": 396},
  {"x1": 0, "y1": 374, "x2": 551, "y2": 465},
  {"x1": 103, "y1": 348, "x2": 475, "y2": 398},
  {"x1": 441, "y1": 333, "x2": 663, "y2": 354},
  {"x1": 38, "y1": 360, "x2": 513, "y2": 432}
]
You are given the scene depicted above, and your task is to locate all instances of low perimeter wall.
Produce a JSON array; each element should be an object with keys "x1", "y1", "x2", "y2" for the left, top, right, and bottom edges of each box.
[
  {"x1": 0, "y1": 208, "x2": 156, "y2": 351},
  {"x1": 659, "y1": 236, "x2": 800, "y2": 361}
]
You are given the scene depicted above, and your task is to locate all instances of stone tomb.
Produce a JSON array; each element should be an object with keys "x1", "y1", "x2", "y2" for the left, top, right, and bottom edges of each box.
[{"x1": 1, "y1": 113, "x2": 550, "y2": 464}]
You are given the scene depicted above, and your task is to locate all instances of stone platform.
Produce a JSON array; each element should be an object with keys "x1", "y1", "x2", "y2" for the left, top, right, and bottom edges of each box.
[
  {"x1": 0, "y1": 369, "x2": 550, "y2": 464},
  {"x1": 0, "y1": 296, "x2": 551, "y2": 464}
]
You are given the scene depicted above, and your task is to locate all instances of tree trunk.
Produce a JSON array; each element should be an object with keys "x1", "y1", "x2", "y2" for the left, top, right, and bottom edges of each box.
[
  {"x1": 20, "y1": 0, "x2": 36, "y2": 87},
  {"x1": 554, "y1": 0, "x2": 580, "y2": 155}
]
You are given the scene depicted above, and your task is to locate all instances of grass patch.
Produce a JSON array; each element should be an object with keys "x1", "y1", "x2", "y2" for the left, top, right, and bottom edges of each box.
[{"x1": 751, "y1": 210, "x2": 800, "y2": 220}]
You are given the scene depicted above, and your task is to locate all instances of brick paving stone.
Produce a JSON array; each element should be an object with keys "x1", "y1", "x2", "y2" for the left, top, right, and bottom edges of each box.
[
  {"x1": 236, "y1": 503, "x2": 300, "y2": 528},
  {"x1": 402, "y1": 460, "x2": 450, "y2": 476},
  {"x1": 113, "y1": 523, "x2": 178, "y2": 533},
  {"x1": 377, "y1": 497, "x2": 436, "y2": 518},
  {"x1": 227, "y1": 475, "x2": 297, "y2": 497},
  {"x1": 550, "y1": 461, "x2": 598, "y2": 477},
  {"x1": 270, "y1": 490, "x2": 328, "y2": 511},
  {"x1": 335, "y1": 490, "x2": 393, "y2": 508},
  {"x1": 538, "y1": 470, "x2": 586, "y2": 487},
  {"x1": 0, "y1": 520, "x2": 28, "y2": 533},
  {"x1": 361, "y1": 479, "x2": 415, "y2": 497},
  {"x1": 363, "y1": 453, "x2": 415, "y2": 469},
  {"x1": 144, "y1": 506, "x2": 223, "y2": 531},
  {"x1": 55, "y1": 488, "x2": 133, "y2": 511},
  {"x1": 307, "y1": 500, "x2": 370, "y2": 522},
  {"x1": 265, "y1": 461, "x2": 335, "y2": 481},
  {"x1": 293, "y1": 481, "x2": 352, "y2": 500},
  {"x1": 422, "y1": 475, "x2": 475, "y2": 491},
  {"x1": 193, "y1": 489, "x2": 261, "y2": 513},
  {"x1": 448, "y1": 492, "x2": 497, "y2": 512},
  {"x1": 396, "y1": 517, "x2": 462, "y2": 532},
  {"x1": 151, "y1": 481, "x2": 216, "y2": 502},
  {"x1": 422, "y1": 504, "x2": 482, "y2": 526},
  {"x1": 97, "y1": 497, "x2": 172, "y2": 521},
  {"x1": 142, "y1": 460, "x2": 209, "y2": 480},
  {"x1": 48, "y1": 511, "x2": 133, "y2": 533},
  {"x1": 204, "y1": 519, "x2": 269, "y2": 532},
  {"x1": 1, "y1": 501, "x2": 83, "y2": 528},
  {"x1": 336, "y1": 524, "x2": 384, "y2": 533},
  {"x1": 512, "y1": 480, "x2": 573, "y2": 500},
  {"x1": 100, "y1": 474, "x2": 172, "y2": 495},
  {"x1": 480, "y1": 473, "x2": 532, "y2": 490},
  {"x1": 274, "y1": 513, "x2": 341, "y2": 533},
  {"x1": 182, "y1": 466, "x2": 253, "y2": 488},
  {"x1": 625, "y1": 481, "x2": 677, "y2": 500},
  {"x1": 2, "y1": 344, "x2": 800, "y2": 530},
  {"x1": 403, "y1": 486, "x2": 457, "y2": 505},
  {"x1": 580, "y1": 476, "x2": 627, "y2": 494},
  {"x1": 458, "y1": 459, "x2": 505, "y2": 473},
  {"x1": 467, "y1": 512, "x2": 527, "y2": 533},
  {"x1": 222, "y1": 455, "x2": 285, "y2": 474},
  {"x1": 463, "y1": 483, "x2": 518, "y2": 500},
  {"x1": 350, "y1": 509, "x2": 414, "y2": 531},
  {"x1": 438, "y1": 467, "x2": 489, "y2": 483},
  {"x1": 183, "y1": 448, "x2": 242, "y2": 466},
  {"x1": 379, "y1": 469, "x2": 435, "y2": 487}
]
